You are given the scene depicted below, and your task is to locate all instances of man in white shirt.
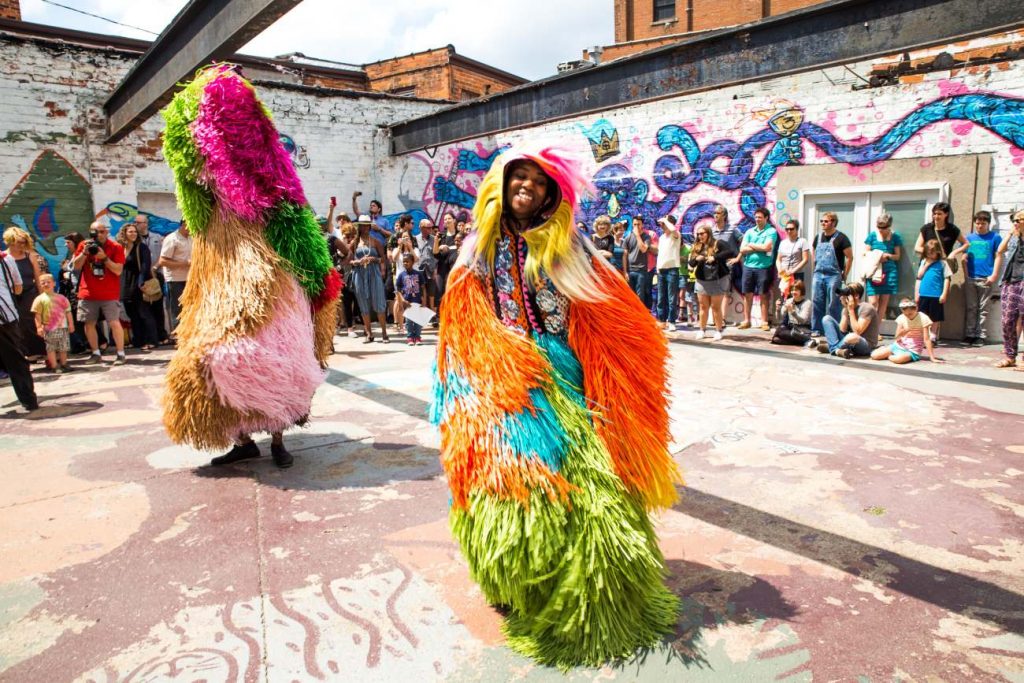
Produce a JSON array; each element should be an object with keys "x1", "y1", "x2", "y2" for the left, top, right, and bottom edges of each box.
[
  {"x1": 0, "y1": 249, "x2": 38, "y2": 411},
  {"x1": 656, "y1": 215, "x2": 682, "y2": 331},
  {"x1": 157, "y1": 221, "x2": 192, "y2": 337}
]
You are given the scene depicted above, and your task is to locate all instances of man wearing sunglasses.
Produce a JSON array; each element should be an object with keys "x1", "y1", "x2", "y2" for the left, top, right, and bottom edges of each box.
[{"x1": 811, "y1": 212, "x2": 853, "y2": 338}]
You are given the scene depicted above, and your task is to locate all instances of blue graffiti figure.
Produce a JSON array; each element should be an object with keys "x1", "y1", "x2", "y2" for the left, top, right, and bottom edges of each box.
[
  {"x1": 432, "y1": 146, "x2": 507, "y2": 211},
  {"x1": 580, "y1": 93, "x2": 1024, "y2": 236},
  {"x1": 585, "y1": 163, "x2": 679, "y2": 232},
  {"x1": 102, "y1": 202, "x2": 180, "y2": 237}
]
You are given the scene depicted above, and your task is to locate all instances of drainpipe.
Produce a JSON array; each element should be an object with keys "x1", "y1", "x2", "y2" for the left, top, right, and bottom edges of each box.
[{"x1": 687, "y1": 0, "x2": 694, "y2": 33}]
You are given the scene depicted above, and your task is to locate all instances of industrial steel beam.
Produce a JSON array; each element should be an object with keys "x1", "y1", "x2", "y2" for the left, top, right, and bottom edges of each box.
[
  {"x1": 389, "y1": 0, "x2": 1024, "y2": 154},
  {"x1": 103, "y1": 0, "x2": 302, "y2": 143}
]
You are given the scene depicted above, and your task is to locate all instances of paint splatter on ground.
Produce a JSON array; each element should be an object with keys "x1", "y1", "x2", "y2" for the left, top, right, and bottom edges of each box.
[{"x1": 1, "y1": 330, "x2": 1022, "y2": 681}]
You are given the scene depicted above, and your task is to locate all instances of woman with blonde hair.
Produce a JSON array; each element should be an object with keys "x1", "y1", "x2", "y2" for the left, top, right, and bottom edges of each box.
[
  {"x1": 689, "y1": 222, "x2": 735, "y2": 340},
  {"x1": 2, "y1": 226, "x2": 46, "y2": 360}
]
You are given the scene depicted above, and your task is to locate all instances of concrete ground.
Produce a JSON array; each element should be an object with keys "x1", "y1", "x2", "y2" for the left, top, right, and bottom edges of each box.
[{"x1": 1, "y1": 326, "x2": 1022, "y2": 682}]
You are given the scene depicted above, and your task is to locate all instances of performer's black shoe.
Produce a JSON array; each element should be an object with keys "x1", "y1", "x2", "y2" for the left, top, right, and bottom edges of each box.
[
  {"x1": 210, "y1": 441, "x2": 260, "y2": 466},
  {"x1": 271, "y1": 443, "x2": 294, "y2": 469}
]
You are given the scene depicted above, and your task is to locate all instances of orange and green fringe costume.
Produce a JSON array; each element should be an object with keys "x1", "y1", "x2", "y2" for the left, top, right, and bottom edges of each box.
[{"x1": 430, "y1": 148, "x2": 682, "y2": 669}]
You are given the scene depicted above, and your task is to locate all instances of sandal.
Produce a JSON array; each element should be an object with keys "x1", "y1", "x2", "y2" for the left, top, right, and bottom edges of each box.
[
  {"x1": 382, "y1": 336, "x2": 391, "y2": 344},
  {"x1": 994, "y1": 358, "x2": 1016, "y2": 368},
  {"x1": 363, "y1": 335, "x2": 375, "y2": 344}
]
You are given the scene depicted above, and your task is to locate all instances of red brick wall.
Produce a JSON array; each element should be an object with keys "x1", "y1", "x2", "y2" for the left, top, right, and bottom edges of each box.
[
  {"x1": 365, "y1": 48, "x2": 523, "y2": 101},
  {"x1": 0, "y1": 0, "x2": 21, "y2": 21},
  {"x1": 614, "y1": 0, "x2": 826, "y2": 44},
  {"x1": 365, "y1": 49, "x2": 452, "y2": 99},
  {"x1": 450, "y1": 65, "x2": 515, "y2": 101},
  {"x1": 692, "y1": 0, "x2": 762, "y2": 31},
  {"x1": 769, "y1": 0, "x2": 824, "y2": 16},
  {"x1": 616, "y1": 0, "x2": 685, "y2": 41}
]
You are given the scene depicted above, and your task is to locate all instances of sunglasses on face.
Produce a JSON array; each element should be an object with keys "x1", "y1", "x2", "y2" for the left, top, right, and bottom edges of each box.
[{"x1": 785, "y1": 227, "x2": 798, "y2": 231}]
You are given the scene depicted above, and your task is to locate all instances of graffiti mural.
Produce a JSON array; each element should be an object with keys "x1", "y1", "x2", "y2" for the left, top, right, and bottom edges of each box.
[
  {"x1": 1, "y1": 150, "x2": 181, "y2": 274},
  {"x1": 279, "y1": 134, "x2": 310, "y2": 169},
  {"x1": 402, "y1": 143, "x2": 506, "y2": 227},
  {"x1": 576, "y1": 93, "x2": 1024, "y2": 236},
  {"x1": 1, "y1": 150, "x2": 92, "y2": 274}
]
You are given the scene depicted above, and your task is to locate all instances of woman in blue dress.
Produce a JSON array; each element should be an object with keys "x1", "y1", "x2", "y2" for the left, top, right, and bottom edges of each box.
[
  {"x1": 351, "y1": 217, "x2": 390, "y2": 343},
  {"x1": 864, "y1": 212, "x2": 902, "y2": 316}
]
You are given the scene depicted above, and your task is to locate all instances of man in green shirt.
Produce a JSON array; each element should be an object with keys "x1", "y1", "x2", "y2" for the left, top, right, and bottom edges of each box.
[{"x1": 738, "y1": 207, "x2": 778, "y2": 330}]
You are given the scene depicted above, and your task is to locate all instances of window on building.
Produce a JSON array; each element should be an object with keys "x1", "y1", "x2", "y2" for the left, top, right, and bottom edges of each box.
[
  {"x1": 653, "y1": 0, "x2": 676, "y2": 22},
  {"x1": 389, "y1": 86, "x2": 417, "y2": 98},
  {"x1": 460, "y1": 89, "x2": 480, "y2": 101}
]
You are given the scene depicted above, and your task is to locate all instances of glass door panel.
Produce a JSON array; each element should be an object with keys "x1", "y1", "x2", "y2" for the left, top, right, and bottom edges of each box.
[{"x1": 880, "y1": 199, "x2": 928, "y2": 317}]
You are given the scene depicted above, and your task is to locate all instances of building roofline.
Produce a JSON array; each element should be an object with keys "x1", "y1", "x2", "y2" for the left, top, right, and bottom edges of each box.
[
  {"x1": 363, "y1": 42, "x2": 528, "y2": 84},
  {"x1": 449, "y1": 52, "x2": 529, "y2": 85},
  {"x1": 388, "y1": 0, "x2": 1024, "y2": 154},
  {"x1": 362, "y1": 44, "x2": 455, "y2": 67},
  {"x1": 0, "y1": 18, "x2": 364, "y2": 82}
]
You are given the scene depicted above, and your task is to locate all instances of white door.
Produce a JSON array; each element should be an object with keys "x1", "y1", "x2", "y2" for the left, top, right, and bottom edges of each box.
[{"x1": 803, "y1": 186, "x2": 946, "y2": 319}]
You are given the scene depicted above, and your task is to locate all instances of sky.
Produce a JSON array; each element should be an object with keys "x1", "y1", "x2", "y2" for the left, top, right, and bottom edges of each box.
[{"x1": 20, "y1": 0, "x2": 613, "y2": 80}]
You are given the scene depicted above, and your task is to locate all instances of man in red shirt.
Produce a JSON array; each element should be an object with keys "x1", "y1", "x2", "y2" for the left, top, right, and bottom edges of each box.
[{"x1": 72, "y1": 220, "x2": 127, "y2": 365}]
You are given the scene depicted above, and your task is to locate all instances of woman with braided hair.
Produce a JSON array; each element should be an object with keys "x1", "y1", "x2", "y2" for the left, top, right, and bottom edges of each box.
[{"x1": 431, "y1": 144, "x2": 682, "y2": 668}]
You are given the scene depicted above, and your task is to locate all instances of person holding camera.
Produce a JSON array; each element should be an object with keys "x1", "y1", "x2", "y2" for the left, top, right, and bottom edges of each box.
[
  {"x1": 817, "y1": 281, "x2": 879, "y2": 359},
  {"x1": 771, "y1": 279, "x2": 813, "y2": 347},
  {"x1": 72, "y1": 220, "x2": 127, "y2": 365}
]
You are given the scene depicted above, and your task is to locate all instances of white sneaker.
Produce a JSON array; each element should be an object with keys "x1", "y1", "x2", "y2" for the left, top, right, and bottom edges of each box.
[
  {"x1": 712, "y1": 330, "x2": 723, "y2": 341},
  {"x1": 694, "y1": 330, "x2": 706, "y2": 340},
  {"x1": 670, "y1": 323, "x2": 680, "y2": 332}
]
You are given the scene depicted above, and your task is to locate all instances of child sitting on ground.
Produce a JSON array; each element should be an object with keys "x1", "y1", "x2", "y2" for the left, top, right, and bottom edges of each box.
[
  {"x1": 871, "y1": 297, "x2": 941, "y2": 364},
  {"x1": 395, "y1": 252, "x2": 427, "y2": 346},
  {"x1": 31, "y1": 273, "x2": 74, "y2": 373}
]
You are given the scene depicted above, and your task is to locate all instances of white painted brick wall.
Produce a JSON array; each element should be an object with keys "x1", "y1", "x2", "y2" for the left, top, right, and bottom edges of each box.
[
  {"x1": 0, "y1": 37, "x2": 443, "y2": 226},
  {"x1": 382, "y1": 54, "x2": 1024, "y2": 233}
]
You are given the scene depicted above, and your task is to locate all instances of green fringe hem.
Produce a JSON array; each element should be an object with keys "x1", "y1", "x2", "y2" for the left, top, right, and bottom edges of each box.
[{"x1": 449, "y1": 337, "x2": 679, "y2": 669}]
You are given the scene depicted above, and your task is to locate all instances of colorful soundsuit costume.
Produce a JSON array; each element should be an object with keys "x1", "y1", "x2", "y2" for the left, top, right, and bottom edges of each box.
[
  {"x1": 161, "y1": 65, "x2": 340, "y2": 450},
  {"x1": 430, "y1": 146, "x2": 682, "y2": 668}
]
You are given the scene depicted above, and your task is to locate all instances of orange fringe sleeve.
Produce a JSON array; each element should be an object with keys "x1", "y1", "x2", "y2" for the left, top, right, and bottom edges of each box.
[
  {"x1": 567, "y1": 261, "x2": 682, "y2": 509},
  {"x1": 436, "y1": 265, "x2": 574, "y2": 508}
]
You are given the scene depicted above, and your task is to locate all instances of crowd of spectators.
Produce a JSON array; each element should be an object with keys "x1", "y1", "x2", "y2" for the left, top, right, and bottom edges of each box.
[
  {"x1": 586, "y1": 203, "x2": 1024, "y2": 370},
  {"x1": 2, "y1": 195, "x2": 1022, "y2": 412},
  {"x1": 0, "y1": 214, "x2": 192, "y2": 403},
  {"x1": 320, "y1": 192, "x2": 473, "y2": 346}
]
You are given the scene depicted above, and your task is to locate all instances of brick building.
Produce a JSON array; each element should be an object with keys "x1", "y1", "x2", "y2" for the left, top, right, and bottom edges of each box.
[
  {"x1": 365, "y1": 46, "x2": 528, "y2": 101},
  {"x1": 599, "y1": 0, "x2": 826, "y2": 61}
]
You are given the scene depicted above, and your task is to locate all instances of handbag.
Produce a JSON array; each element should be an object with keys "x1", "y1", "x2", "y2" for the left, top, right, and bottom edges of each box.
[{"x1": 135, "y1": 246, "x2": 162, "y2": 302}]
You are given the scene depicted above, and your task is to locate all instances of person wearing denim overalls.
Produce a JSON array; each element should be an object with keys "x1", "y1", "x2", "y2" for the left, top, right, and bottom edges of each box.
[{"x1": 811, "y1": 212, "x2": 852, "y2": 336}]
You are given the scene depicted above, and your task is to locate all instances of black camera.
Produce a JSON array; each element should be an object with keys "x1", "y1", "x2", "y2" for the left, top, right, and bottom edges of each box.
[
  {"x1": 835, "y1": 284, "x2": 855, "y2": 297},
  {"x1": 87, "y1": 229, "x2": 100, "y2": 255},
  {"x1": 87, "y1": 229, "x2": 105, "y2": 277}
]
